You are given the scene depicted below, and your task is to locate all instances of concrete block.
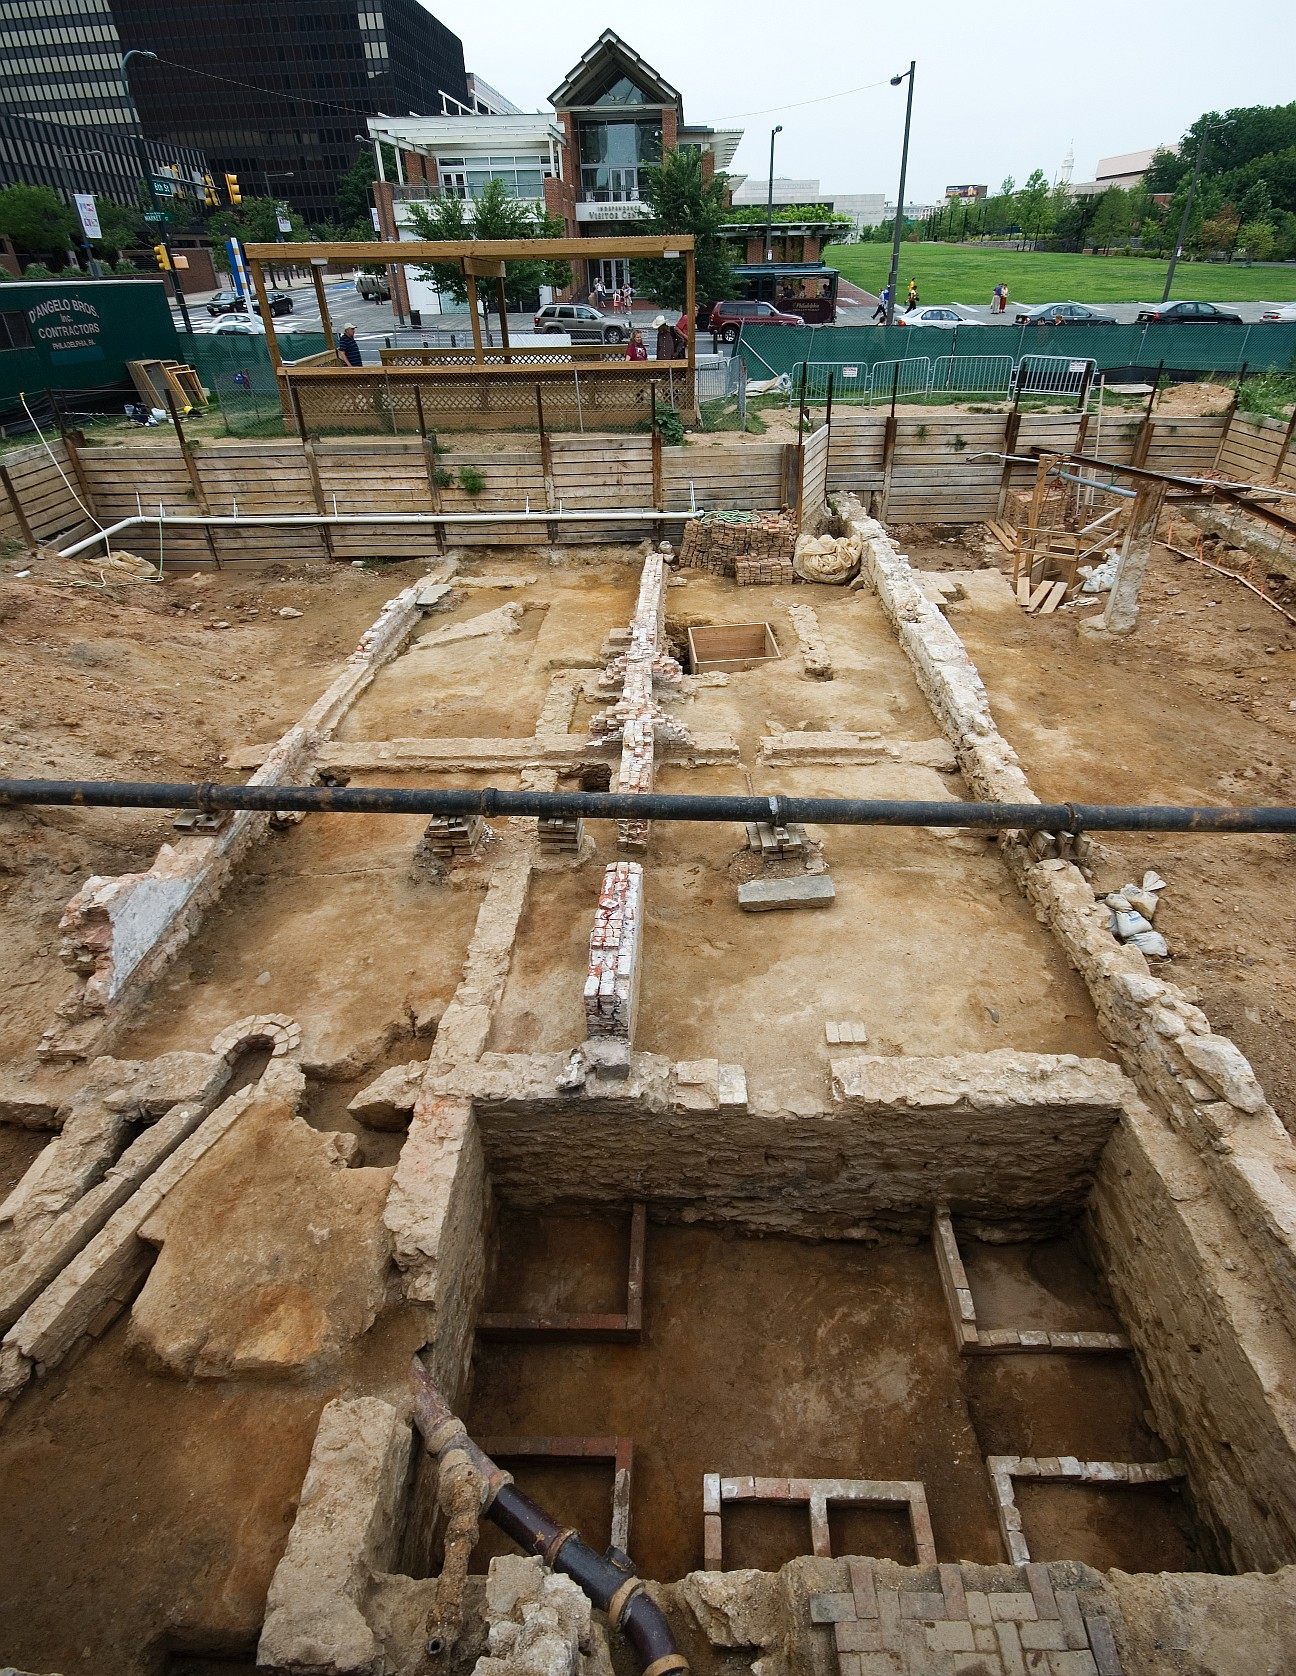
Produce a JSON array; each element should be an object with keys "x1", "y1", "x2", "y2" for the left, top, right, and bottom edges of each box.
[{"x1": 737, "y1": 876, "x2": 836, "y2": 912}]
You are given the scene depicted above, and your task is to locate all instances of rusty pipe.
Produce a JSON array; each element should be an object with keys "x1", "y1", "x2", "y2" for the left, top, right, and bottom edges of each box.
[{"x1": 411, "y1": 1360, "x2": 687, "y2": 1676}]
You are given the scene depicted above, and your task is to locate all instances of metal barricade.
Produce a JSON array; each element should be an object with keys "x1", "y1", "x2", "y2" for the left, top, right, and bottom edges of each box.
[
  {"x1": 931, "y1": 354, "x2": 1014, "y2": 398},
  {"x1": 866, "y1": 358, "x2": 932, "y2": 404},
  {"x1": 1013, "y1": 354, "x2": 1096, "y2": 398}
]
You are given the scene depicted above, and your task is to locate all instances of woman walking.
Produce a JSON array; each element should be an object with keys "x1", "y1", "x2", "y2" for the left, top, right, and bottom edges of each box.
[{"x1": 906, "y1": 278, "x2": 919, "y2": 312}]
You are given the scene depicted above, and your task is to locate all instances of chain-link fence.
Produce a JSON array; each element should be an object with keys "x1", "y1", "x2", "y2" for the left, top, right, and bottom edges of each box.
[
  {"x1": 181, "y1": 331, "x2": 328, "y2": 437},
  {"x1": 696, "y1": 354, "x2": 747, "y2": 430}
]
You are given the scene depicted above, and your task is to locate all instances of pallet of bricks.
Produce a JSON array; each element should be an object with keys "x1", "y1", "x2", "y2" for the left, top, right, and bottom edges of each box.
[{"x1": 679, "y1": 510, "x2": 798, "y2": 585}]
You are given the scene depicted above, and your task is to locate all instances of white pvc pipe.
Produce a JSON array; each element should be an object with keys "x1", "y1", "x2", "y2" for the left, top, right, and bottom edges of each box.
[{"x1": 59, "y1": 507, "x2": 697, "y2": 561}]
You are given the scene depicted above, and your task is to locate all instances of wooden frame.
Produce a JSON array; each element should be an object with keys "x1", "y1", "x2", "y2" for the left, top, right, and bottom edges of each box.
[
  {"x1": 244, "y1": 236, "x2": 698, "y2": 405},
  {"x1": 477, "y1": 1202, "x2": 646, "y2": 1342}
]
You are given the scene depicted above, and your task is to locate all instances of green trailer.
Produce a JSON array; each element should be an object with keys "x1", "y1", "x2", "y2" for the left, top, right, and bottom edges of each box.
[{"x1": 0, "y1": 278, "x2": 180, "y2": 421}]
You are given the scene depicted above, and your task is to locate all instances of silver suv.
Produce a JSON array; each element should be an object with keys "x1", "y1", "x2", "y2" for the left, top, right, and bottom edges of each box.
[
  {"x1": 355, "y1": 270, "x2": 391, "y2": 301},
  {"x1": 533, "y1": 303, "x2": 627, "y2": 344}
]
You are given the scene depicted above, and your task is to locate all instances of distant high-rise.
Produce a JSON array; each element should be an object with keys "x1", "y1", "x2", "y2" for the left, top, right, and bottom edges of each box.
[{"x1": 0, "y1": 0, "x2": 471, "y2": 223}]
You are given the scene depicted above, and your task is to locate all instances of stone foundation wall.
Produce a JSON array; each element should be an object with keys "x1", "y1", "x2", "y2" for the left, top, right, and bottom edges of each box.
[
  {"x1": 583, "y1": 862, "x2": 644, "y2": 1043},
  {"x1": 468, "y1": 1049, "x2": 1125, "y2": 1238},
  {"x1": 846, "y1": 499, "x2": 1296, "y2": 1572}
]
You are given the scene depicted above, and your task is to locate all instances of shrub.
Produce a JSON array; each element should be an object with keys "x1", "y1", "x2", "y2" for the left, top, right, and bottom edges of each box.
[
  {"x1": 457, "y1": 465, "x2": 486, "y2": 496},
  {"x1": 653, "y1": 404, "x2": 686, "y2": 446}
]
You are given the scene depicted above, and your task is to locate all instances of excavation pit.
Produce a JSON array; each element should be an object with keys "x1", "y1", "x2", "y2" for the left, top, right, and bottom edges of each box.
[
  {"x1": 686, "y1": 622, "x2": 782, "y2": 674},
  {"x1": 461, "y1": 1205, "x2": 1219, "y2": 1583}
]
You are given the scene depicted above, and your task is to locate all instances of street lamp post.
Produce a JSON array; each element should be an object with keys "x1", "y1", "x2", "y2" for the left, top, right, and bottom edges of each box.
[
  {"x1": 119, "y1": 48, "x2": 192, "y2": 332},
  {"x1": 884, "y1": 61, "x2": 916, "y2": 327},
  {"x1": 1161, "y1": 118, "x2": 1234, "y2": 303},
  {"x1": 262, "y1": 170, "x2": 295, "y2": 241},
  {"x1": 764, "y1": 125, "x2": 783, "y2": 265}
]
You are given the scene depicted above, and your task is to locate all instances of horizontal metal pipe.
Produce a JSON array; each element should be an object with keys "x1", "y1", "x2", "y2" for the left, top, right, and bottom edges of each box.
[
  {"x1": 1, "y1": 777, "x2": 1293, "y2": 835},
  {"x1": 58, "y1": 506, "x2": 698, "y2": 560}
]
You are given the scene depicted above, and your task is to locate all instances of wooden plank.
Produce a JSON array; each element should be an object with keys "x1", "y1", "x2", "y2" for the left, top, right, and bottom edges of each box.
[
  {"x1": 1016, "y1": 576, "x2": 1031, "y2": 607},
  {"x1": 1038, "y1": 581, "x2": 1068, "y2": 615},
  {"x1": 1026, "y1": 579, "x2": 1054, "y2": 613}
]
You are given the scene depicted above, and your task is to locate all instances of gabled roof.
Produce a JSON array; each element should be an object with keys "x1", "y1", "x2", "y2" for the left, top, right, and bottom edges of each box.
[{"x1": 548, "y1": 31, "x2": 681, "y2": 113}]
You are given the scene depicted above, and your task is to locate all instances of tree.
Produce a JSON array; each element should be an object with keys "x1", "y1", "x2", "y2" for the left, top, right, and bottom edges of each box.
[
  {"x1": 406, "y1": 177, "x2": 569, "y2": 309},
  {"x1": 335, "y1": 142, "x2": 400, "y2": 236},
  {"x1": 0, "y1": 184, "x2": 77, "y2": 257},
  {"x1": 1015, "y1": 170, "x2": 1053, "y2": 248},
  {"x1": 1236, "y1": 217, "x2": 1275, "y2": 261},
  {"x1": 1199, "y1": 204, "x2": 1241, "y2": 255},
  {"x1": 634, "y1": 147, "x2": 734, "y2": 310},
  {"x1": 93, "y1": 199, "x2": 147, "y2": 260},
  {"x1": 1087, "y1": 188, "x2": 1132, "y2": 253},
  {"x1": 1146, "y1": 103, "x2": 1296, "y2": 221}
]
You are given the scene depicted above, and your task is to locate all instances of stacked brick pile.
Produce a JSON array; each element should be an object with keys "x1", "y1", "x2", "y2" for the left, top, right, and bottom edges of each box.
[
  {"x1": 583, "y1": 861, "x2": 643, "y2": 1042},
  {"x1": 538, "y1": 815, "x2": 583, "y2": 853},
  {"x1": 679, "y1": 510, "x2": 798, "y2": 582},
  {"x1": 414, "y1": 814, "x2": 488, "y2": 864}
]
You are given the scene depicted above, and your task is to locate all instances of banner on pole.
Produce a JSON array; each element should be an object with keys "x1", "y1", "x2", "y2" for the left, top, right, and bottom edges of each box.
[
  {"x1": 73, "y1": 193, "x2": 101, "y2": 241},
  {"x1": 226, "y1": 236, "x2": 250, "y2": 298}
]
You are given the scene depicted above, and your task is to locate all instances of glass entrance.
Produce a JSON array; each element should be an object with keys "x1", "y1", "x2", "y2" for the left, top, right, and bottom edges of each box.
[{"x1": 589, "y1": 258, "x2": 630, "y2": 300}]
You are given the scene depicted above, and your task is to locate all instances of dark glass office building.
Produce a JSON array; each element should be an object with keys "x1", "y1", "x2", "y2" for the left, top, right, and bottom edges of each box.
[{"x1": 110, "y1": 0, "x2": 470, "y2": 223}]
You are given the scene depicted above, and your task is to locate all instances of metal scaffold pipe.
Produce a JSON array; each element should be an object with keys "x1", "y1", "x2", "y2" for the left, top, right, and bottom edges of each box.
[{"x1": 1, "y1": 778, "x2": 1294, "y2": 835}]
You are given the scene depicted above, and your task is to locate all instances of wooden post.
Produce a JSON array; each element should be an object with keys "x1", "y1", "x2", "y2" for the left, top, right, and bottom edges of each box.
[
  {"x1": 0, "y1": 460, "x2": 36, "y2": 549},
  {"x1": 290, "y1": 384, "x2": 333, "y2": 560},
  {"x1": 49, "y1": 390, "x2": 96, "y2": 518},
  {"x1": 249, "y1": 259, "x2": 283, "y2": 372},
  {"x1": 996, "y1": 390, "x2": 1022, "y2": 517},
  {"x1": 535, "y1": 384, "x2": 555, "y2": 513},
  {"x1": 1093, "y1": 480, "x2": 1167, "y2": 636},
  {"x1": 413, "y1": 389, "x2": 446, "y2": 552},
  {"x1": 1271, "y1": 403, "x2": 1296, "y2": 486},
  {"x1": 464, "y1": 272, "x2": 485, "y2": 361},
  {"x1": 880, "y1": 362, "x2": 900, "y2": 520},
  {"x1": 650, "y1": 383, "x2": 664, "y2": 513},
  {"x1": 684, "y1": 245, "x2": 697, "y2": 421},
  {"x1": 163, "y1": 385, "x2": 221, "y2": 569},
  {"x1": 311, "y1": 262, "x2": 335, "y2": 351},
  {"x1": 825, "y1": 368, "x2": 835, "y2": 432},
  {"x1": 495, "y1": 277, "x2": 511, "y2": 361},
  {"x1": 1130, "y1": 361, "x2": 1161, "y2": 469}
]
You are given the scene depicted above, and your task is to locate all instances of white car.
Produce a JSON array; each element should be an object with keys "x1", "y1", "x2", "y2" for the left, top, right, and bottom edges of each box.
[
  {"x1": 896, "y1": 304, "x2": 976, "y2": 329},
  {"x1": 1260, "y1": 305, "x2": 1296, "y2": 323},
  {"x1": 206, "y1": 315, "x2": 302, "y2": 336}
]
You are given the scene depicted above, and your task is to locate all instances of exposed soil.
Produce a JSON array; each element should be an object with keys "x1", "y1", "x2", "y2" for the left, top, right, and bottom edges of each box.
[
  {"x1": 0, "y1": 556, "x2": 430, "y2": 1066},
  {"x1": 911, "y1": 534, "x2": 1296, "y2": 1132}
]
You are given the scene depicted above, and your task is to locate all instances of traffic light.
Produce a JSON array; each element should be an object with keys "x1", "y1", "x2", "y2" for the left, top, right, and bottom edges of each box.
[
  {"x1": 224, "y1": 173, "x2": 241, "y2": 207},
  {"x1": 203, "y1": 173, "x2": 219, "y2": 208},
  {"x1": 153, "y1": 243, "x2": 171, "y2": 271}
]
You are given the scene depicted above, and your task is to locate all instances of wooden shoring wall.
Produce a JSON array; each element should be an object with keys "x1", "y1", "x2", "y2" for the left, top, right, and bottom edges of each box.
[
  {"x1": 0, "y1": 439, "x2": 97, "y2": 550},
  {"x1": 1218, "y1": 414, "x2": 1296, "y2": 492}
]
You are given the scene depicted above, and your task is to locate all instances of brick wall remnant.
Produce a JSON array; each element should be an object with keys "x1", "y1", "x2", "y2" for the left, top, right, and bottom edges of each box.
[
  {"x1": 787, "y1": 603, "x2": 833, "y2": 678},
  {"x1": 584, "y1": 861, "x2": 644, "y2": 1046}
]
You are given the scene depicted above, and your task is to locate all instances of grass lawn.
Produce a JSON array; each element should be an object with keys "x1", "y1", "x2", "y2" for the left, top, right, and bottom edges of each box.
[{"x1": 832, "y1": 243, "x2": 1296, "y2": 305}]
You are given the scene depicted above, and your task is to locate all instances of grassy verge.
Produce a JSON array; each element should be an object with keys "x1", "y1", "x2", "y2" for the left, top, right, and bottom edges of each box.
[
  {"x1": 832, "y1": 244, "x2": 1296, "y2": 306},
  {"x1": 1233, "y1": 373, "x2": 1296, "y2": 423}
]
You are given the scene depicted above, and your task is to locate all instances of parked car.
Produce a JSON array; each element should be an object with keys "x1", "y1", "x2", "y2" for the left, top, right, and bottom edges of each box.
[
  {"x1": 205, "y1": 288, "x2": 294, "y2": 318},
  {"x1": 206, "y1": 315, "x2": 304, "y2": 336},
  {"x1": 1260, "y1": 304, "x2": 1296, "y2": 322},
  {"x1": 707, "y1": 299, "x2": 802, "y2": 343},
  {"x1": 896, "y1": 304, "x2": 976, "y2": 329},
  {"x1": 533, "y1": 303, "x2": 627, "y2": 343},
  {"x1": 355, "y1": 270, "x2": 391, "y2": 302},
  {"x1": 1135, "y1": 301, "x2": 1243, "y2": 325},
  {"x1": 1014, "y1": 301, "x2": 1117, "y2": 326}
]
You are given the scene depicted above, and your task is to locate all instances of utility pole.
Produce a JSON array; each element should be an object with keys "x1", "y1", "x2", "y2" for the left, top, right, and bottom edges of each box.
[
  {"x1": 764, "y1": 125, "x2": 783, "y2": 265},
  {"x1": 119, "y1": 47, "x2": 193, "y2": 333},
  {"x1": 885, "y1": 62, "x2": 916, "y2": 326},
  {"x1": 1162, "y1": 118, "x2": 1233, "y2": 303}
]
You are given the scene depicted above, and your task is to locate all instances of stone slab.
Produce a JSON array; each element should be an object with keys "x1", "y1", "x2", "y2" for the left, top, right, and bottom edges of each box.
[{"x1": 737, "y1": 876, "x2": 836, "y2": 913}]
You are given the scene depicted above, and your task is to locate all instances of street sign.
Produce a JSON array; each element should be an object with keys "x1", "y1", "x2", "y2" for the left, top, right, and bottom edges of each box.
[
  {"x1": 151, "y1": 177, "x2": 179, "y2": 197},
  {"x1": 73, "y1": 193, "x2": 101, "y2": 241},
  {"x1": 143, "y1": 210, "x2": 171, "y2": 224}
]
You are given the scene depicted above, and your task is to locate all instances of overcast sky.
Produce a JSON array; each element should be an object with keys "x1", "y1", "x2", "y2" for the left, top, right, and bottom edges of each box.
[{"x1": 441, "y1": 1, "x2": 1294, "y2": 200}]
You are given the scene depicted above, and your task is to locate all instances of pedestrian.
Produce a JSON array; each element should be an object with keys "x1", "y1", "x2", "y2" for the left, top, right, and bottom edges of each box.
[
  {"x1": 623, "y1": 278, "x2": 635, "y2": 315},
  {"x1": 999, "y1": 282, "x2": 1010, "y2": 314},
  {"x1": 626, "y1": 329, "x2": 648, "y2": 361},
  {"x1": 991, "y1": 282, "x2": 1001, "y2": 312},
  {"x1": 652, "y1": 313, "x2": 676, "y2": 361},
  {"x1": 593, "y1": 277, "x2": 607, "y2": 307},
  {"x1": 871, "y1": 284, "x2": 891, "y2": 323},
  {"x1": 612, "y1": 286, "x2": 623, "y2": 313},
  {"x1": 906, "y1": 278, "x2": 919, "y2": 311},
  {"x1": 336, "y1": 323, "x2": 363, "y2": 366},
  {"x1": 672, "y1": 311, "x2": 690, "y2": 358}
]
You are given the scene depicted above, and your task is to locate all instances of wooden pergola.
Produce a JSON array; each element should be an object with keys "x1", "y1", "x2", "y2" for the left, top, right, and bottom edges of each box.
[{"x1": 242, "y1": 235, "x2": 697, "y2": 377}]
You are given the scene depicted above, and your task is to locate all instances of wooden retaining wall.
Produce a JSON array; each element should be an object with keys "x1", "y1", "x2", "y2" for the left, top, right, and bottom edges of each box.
[
  {"x1": 0, "y1": 440, "x2": 96, "y2": 551},
  {"x1": 1218, "y1": 414, "x2": 1296, "y2": 492},
  {"x1": 3, "y1": 405, "x2": 1264, "y2": 568}
]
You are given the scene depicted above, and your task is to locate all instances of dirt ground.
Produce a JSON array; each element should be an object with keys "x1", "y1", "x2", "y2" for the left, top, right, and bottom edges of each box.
[
  {"x1": 0, "y1": 555, "x2": 432, "y2": 1066},
  {"x1": 467, "y1": 1210, "x2": 1206, "y2": 1582},
  {"x1": 910, "y1": 534, "x2": 1296, "y2": 1132}
]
